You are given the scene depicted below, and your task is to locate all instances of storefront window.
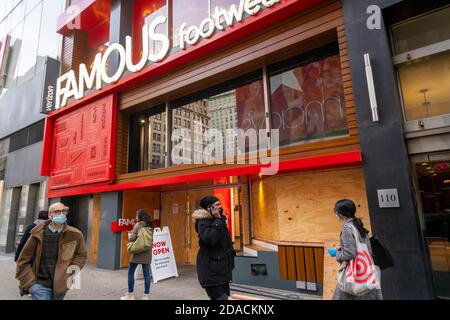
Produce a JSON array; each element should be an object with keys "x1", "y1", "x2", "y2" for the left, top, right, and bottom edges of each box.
[
  {"x1": 391, "y1": 6, "x2": 450, "y2": 55},
  {"x1": 128, "y1": 105, "x2": 167, "y2": 172},
  {"x1": 170, "y1": 74, "x2": 265, "y2": 166},
  {"x1": 398, "y1": 51, "x2": 450, "y2": 121},
  {"x1": 147, "y1": 109, "x2": 167, "y2": 170},
  {"x1": 269, "y1": 51, "x2": 348, "y2": 147},
  {"x1": 128, "y1": 48, "x2": 350, "y2": 171},
  {"x1": 393, "y1": 7, "x2": 450, "y2": 121}
]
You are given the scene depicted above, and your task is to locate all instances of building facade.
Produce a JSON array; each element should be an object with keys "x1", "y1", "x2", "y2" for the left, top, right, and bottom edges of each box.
[
  {"x1": 36, "y1": 0, "x2": 450, "y2": 299},
  {"x1": 0, "y1": 0, "x2": 64, "y2": 253},
  {"x1": 342, "y1": 0, "x2": 450, "y2": 300}
]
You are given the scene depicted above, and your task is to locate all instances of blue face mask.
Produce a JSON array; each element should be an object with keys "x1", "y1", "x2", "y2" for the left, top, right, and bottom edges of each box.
[{"x1": 52, "y1": 214, "x2": 67, "y2": 225}]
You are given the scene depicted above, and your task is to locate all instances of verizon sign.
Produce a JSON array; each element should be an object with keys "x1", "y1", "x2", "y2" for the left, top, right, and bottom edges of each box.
[
  {"x1": 55, "y1": 0, "x2": 283, "y2": 109},
  {"x1": 41, "y1": 57, "x2": 60, "y2": 114}
]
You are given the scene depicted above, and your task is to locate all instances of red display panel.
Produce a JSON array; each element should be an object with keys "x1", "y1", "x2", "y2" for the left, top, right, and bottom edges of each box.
[
  {"x1": 48, "y1": 94, "x2": 116, "y2": 190},
  {"x1": 214, "y1": 184, "x2": 233, "y2": 235}
]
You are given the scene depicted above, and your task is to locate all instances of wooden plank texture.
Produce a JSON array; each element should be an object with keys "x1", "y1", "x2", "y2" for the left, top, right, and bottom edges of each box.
[
  {"x1": 278, "y1": 246, "x2": 288, "y2": 280},
  {"x1": 88, "y1": 194, "x2": 101, "y2": 264},
  {"x1": 286, "y1": 246, "x2": 297, "y2": 281},
  {"x1": 304, "y1": 247, "x2": 317, "y2": 284},
  {"x1": 295, "y1": 247, "x2": 307, "y2": 282}
]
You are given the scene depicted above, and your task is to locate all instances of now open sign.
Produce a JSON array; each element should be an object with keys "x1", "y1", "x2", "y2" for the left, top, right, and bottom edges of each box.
[{"x1": 150, "y1": 227, "x2": 179, "y2": 283}]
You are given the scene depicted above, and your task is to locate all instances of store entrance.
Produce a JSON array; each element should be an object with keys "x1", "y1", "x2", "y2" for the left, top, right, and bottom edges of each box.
[
  {"x1": 161, "y1": 183, "x2": 244, "y2": 265},
  {"x1": 414, "y1": 160, "x2": 450, "y2": 299},
  {"x1": 120, "y1": 180, "x2": 246, "y2": 268}
]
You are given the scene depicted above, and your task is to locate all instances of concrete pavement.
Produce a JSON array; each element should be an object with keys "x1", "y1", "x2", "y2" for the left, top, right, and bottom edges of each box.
[{"x1": 0, "y1": 252, "x2": 211, "y2": 300}]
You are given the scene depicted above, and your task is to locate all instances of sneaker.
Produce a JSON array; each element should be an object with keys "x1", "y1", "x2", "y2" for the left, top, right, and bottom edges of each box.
[
  {"x1": 120, "y1": 292, "x2": 135, "y2": 300},
  {"x1": 141, "y1": 294, "x2": 150, "y2": 300}
]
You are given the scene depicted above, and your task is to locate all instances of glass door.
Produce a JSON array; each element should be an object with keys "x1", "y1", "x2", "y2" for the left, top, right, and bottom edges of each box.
[{"x1": 414, "y1": 160, "x2": 450, "y2": 298}]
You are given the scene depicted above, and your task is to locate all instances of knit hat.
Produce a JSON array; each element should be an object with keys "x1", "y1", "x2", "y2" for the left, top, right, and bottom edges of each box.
[
  {"x1": 200, "y1": 196, "x2": 220, "y2": 211},
  {"x1": 38, "y1": 210, "x2": 49, "y2": 220}
]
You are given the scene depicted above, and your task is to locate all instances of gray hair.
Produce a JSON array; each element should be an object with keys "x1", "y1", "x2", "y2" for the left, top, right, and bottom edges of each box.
[{"x1": 48, "y1": 202, "x2": 68, "y2": 213}]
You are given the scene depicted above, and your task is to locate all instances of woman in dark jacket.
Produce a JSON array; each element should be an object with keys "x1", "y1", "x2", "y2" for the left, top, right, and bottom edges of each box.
[
  {"x1": 121, "y1": 209, "x2": 154, "y2": 300},
  {"x1": 193, "y1": 196, "x2": 235, "y2": 300},
  {"x1": 329, "y1": 199, "x2": 383, "y2": 300}
]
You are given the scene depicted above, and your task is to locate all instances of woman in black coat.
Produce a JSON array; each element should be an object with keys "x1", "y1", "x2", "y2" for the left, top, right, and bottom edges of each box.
[{"x1": 193, "y1": 196, "x2": 235, "y2": 300}]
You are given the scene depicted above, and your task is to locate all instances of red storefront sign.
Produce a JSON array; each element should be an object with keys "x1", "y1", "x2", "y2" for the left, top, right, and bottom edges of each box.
[
  {"x1": 46, "y1": 94, "x2": 116, "y2": 190},
  {"x1": 50, "y1": 0, "x2": 327, "y2": 116},
  {"x1": 111, "y1": 218, "x2": 134, "y2": 233},
  {"x1": 42, "y1": 0, "x2": 358, "y2": 198}
]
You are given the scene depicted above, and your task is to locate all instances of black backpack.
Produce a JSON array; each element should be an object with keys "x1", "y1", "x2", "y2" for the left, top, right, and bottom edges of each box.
[{"x1": 370, "y1": 235, "x2": 394, "y2": 270}]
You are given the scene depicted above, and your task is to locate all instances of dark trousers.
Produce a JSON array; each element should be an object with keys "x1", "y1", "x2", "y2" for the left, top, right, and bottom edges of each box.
[
  {"x1": 205, "y1": 284, "x2": 230, "y2": 300},
  {"x1": 128, "y1": 263, "x2": 151, "y2": 294}
]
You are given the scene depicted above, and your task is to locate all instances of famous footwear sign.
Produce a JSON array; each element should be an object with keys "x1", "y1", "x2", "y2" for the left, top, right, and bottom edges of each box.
[{"x1": 55, "y1": 0, "x2": 283, "y2": 110}]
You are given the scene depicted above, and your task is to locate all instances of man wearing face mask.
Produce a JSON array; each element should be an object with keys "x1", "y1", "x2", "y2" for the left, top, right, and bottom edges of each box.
[
  {"x1": 16, "y1": 202, "x2": 87, "y2": 300},
  {"x1": 193, "y1": 196, "x2": 235, "y2": 300}
]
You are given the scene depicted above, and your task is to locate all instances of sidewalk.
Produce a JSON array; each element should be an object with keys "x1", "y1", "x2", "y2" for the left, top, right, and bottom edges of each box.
[{"x1": 0, "y1": 253, "x2": 210, "y2": 300}]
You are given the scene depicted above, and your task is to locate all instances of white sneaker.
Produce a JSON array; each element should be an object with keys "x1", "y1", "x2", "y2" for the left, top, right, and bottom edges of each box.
[
  {"x1": 120, "y1": 292, "x2": 135, "y2": 300},
  {"x1": 141, "y1": 294, "x2": 150, "y2": 300}
]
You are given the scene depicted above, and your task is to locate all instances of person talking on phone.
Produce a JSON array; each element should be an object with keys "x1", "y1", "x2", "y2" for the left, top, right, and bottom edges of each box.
[{"x1": 193, "y1": 196, "x2": 235, "y2": 300}]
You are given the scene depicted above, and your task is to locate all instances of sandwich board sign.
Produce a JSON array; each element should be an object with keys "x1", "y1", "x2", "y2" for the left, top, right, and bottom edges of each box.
[{"x1": 150, "y1": 227, "x2": 179, "y2": 283}]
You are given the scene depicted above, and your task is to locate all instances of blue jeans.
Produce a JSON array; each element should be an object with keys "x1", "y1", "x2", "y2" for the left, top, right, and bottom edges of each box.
[
  {"x1": 30, "y1": 283, "x2": 66, "y2": 300},
  {"x1": 128, "y1": 263, "x2": 151, "y2": 294}
]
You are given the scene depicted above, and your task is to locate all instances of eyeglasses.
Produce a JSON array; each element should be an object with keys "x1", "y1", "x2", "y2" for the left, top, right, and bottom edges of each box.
[{"x1": 52, "y1": 209, "x2": 69, "y2": 215}]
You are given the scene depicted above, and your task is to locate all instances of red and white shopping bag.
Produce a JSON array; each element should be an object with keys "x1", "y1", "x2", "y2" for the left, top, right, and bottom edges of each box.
[{"x1": 338, "y1": 224, "x2": 381, "y2": 296}]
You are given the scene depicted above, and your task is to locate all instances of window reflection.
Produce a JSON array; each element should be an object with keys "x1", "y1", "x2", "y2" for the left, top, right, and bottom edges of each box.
[
  {"x1": 398, "y1": 51, "x2": 450, "y2": 121},
  {"x1": 391, "y1": 6, "x2": 450, "y2": 55},
  {"x1": 415, "y1": 161, "x2": 450, "y2": 298},
  {"x1": 36, "y1": 0, "x2": 64, "y2": 71},
  {"x1": 170, "y1": 78, "x2": 265, "y2": 165},
  {"x1": 147, "y1": 110, "x2": 167, "y2": 169},
  {"x1": 4, "y1": 20, "x2": 24, "y2": 90},
  {"x1": 130, "y1": 49, "x2": 348, "y2": 170},
  {"x1": 270, "y1": 54, "x2": 348, "y2": 146},
  {"x1": 17, "y1": 2, "x2": 42, "y2": 86},
  {"x1": 0, "y1": 138, "x2": 9, "y2": 180},
  {"x1": 172, "y1": 101, "x2": 210, "y2": 164},
  {"x1": 0, "y1": 0, "x2": 65, "y2": 96}
]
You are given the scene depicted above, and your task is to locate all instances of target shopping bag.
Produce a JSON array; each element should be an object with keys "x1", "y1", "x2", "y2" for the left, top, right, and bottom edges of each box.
[{"x1": 337, "y1": 224, "x2": 381, "y2": 296}]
